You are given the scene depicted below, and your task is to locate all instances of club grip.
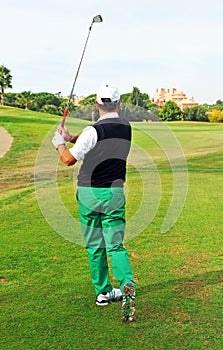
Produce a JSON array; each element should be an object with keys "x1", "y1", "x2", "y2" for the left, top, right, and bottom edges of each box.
[{"x1": 61, "y1": 107, "x2": 69, "y2": 127}]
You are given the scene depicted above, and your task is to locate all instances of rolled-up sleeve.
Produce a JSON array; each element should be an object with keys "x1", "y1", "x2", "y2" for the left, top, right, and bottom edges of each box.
[{"x1": 68, "y1": 126, "x2": 97, "y2": 161}]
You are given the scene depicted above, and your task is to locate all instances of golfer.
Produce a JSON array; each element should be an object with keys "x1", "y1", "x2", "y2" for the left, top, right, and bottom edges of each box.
[{"x1": 52, "y1": 85, "x2": 136, "y2": 322}]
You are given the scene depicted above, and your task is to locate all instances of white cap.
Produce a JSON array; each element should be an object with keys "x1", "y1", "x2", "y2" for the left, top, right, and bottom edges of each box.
[{"x1": 96, "y1": 84, "x2": 120, "y2": 105}]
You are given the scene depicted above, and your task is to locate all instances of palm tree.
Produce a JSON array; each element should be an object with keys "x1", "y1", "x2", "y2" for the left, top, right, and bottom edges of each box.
[
  {"x1": 16, "y1": 91, "x2": 34, "y2": 110},
  {"x1": 0, "y1": 65, "x2": 13, "y2": 105}
]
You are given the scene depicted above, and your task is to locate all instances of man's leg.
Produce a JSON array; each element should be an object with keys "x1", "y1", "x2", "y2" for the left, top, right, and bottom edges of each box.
[
  {"x1": 101, "y1": 187, "x2": 136, "y2": 320},
  {"x1": 86, "y1": 246, "x2": 112, "y2": 295},
  {"x1": 101, "y1": 187, "x2": 136, "y2": 292},
  {"x1": 77, "y1": 187, "x2": 113, "y2": 296},
  {"x1": 106, "y1": 244, "x2": 135, "y2": 292}
]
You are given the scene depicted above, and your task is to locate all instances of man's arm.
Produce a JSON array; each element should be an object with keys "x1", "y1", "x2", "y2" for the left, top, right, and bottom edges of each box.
[
  {"x1": 52, "y1": 131, "x2": 77, "y2": 166},
  {"x1": 69, "y1": 135, "x2": 79, "y2": 144},
  {"x1": 52, "y1": 125, "x2": 97, "y2": 166},
  {"x1": 57, "y1": 144, "x2": 77, "y2": 166}
]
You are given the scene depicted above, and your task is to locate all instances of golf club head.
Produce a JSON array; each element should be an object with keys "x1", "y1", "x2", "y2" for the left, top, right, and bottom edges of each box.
[{"x1": 93, "y1": 15, "x2": 103, "y2": 23}]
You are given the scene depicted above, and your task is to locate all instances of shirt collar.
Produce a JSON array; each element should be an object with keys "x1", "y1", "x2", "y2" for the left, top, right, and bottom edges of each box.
[{"x1": 97, "y1": 112, "x2": 119, "y2": 122}]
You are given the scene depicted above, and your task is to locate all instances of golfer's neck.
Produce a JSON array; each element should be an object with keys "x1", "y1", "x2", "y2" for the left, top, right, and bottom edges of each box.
[
  {"x1": 98, "y1": 107, "x2": 120, "y2": 117},
  {"x1": 99, "y1": 110, "x2": 111, "y2": 117}
]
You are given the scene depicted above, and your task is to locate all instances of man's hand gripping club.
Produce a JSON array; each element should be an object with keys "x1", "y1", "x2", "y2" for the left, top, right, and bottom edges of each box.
[{"x1": 52, "y1": 124, "x2": 78, "y2": 166}]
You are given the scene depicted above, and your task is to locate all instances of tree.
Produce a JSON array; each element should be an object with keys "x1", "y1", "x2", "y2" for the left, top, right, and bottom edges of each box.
[
  {"x1": 0, "y1": 65, "x2": 13, "y2": 105},
  {"x1": 79, "y1": 94, "x2": 96, "y2": 107},
  {"x1": 31, "y1": 92, "x2": 61, "y2": 111},
  {"x1": 41, "y1": 104, "x2": 59, "y2": 115},
  {"x1": 208, "y1": 109, "x2": 223, "y2": 123},
  {"x1": 120, "y1": 93, "x2": 131, "y2": 103},
  {"x1": 159, "y1": 101, "x2": 182, "y2": 121},
  {"x1": 58, "y1": 99, "x2": 77, "y2": 116},
  {"x1": 70, "y1": 105, "x2": 98, "y2": 121},
  {"x1": 4, "y1": 92, "x2": 17, "y2": 106},
  {"x1": 119, "y1": 103, "x2": 150, "y2": 121},
  {"x1": 129, "y1": 87, "x2": 149, "y2": 109},
  {"x1": 212, "y1": 99, "x2": 223, "y2": 111},
  {"x1": 183, "y1": 105, "x2": 208, "y2": 122},
  {"x1": 216, "y1": 99, "x2": 223, "y2": 106},
  {"x1": 16, "y1": 91, "x2": 34, "y2": 110}
]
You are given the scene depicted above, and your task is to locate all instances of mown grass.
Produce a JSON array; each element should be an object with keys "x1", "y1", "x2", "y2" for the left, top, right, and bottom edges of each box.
[{"x1": 0, "y1": 106, "x2": 222, "y2": 349}]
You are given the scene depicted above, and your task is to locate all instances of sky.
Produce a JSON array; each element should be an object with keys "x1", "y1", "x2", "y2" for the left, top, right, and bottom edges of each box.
[{"x1": 1, "y1": 0, "x2": 223, "y2": 104}]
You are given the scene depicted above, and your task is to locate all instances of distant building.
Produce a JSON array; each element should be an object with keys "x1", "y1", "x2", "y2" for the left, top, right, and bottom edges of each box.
[
  {"x1": 63, "y1": 95, "x2": 85, "y2": 106},
  {"x1": 73, "y1": 96, "x2": 85, "y2": 106},
  {"x1": 151, "y1": 88, "x2": 198, "y2": 111}
]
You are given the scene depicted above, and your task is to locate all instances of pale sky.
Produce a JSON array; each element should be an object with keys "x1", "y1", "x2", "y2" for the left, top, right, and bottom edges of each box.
[{"x1": 1, "y1": 0, "x2": 223, "y2": 104}]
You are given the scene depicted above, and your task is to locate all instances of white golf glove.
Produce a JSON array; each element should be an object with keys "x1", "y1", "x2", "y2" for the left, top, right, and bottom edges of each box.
[
  {"x1": 52, "y1": 131, "x2": 65, "y2": 149},
  {"x1": 57, "y1": 125, "x2": 72, "y2": 142}
]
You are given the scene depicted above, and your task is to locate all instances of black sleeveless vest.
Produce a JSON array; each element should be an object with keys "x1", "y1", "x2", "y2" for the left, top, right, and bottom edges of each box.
[{"x1": 77, "y1": 117, "x2": 131, "y2": 187}]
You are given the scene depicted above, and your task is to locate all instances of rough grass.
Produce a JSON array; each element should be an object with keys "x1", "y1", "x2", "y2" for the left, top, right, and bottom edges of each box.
[{"x1": 0, "y1": 106, "x2": 222, "y2": 349}]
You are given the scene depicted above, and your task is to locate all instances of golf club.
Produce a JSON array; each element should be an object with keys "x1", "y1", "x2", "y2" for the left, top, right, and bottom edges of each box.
[{"x1": 61, "y1": 15, "x2": 103, "y2": 127}]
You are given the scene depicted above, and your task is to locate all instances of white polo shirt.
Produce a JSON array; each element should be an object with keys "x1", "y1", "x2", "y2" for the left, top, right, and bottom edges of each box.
[{"x1": 69, "y1": 112, "x2": 119, "y2": 161}]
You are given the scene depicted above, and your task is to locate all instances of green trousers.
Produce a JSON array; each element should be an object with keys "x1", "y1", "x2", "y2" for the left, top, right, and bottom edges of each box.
[{"x1": 77, "y1": 186, "x2": 135, "y2": 296}]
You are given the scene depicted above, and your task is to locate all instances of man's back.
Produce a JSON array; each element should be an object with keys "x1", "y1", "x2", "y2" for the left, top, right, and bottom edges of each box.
[{"x1": 78, "y1": 117, "x2": 131, "y2": 188}]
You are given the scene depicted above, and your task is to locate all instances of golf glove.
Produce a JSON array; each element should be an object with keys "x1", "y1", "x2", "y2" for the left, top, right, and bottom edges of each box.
[
  {"x1": 57, "y1": 125, "x2": 72, "y2": 141},
  {"x1": 52, "y1": 131, "x2": 65, "y2": 149}
]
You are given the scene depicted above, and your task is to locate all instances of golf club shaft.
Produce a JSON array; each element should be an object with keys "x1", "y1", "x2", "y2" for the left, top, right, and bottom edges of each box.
[
  {"x1": 61, "y1": 28, "x2": 92, "y2": 127},
  {"x1": 61, "y1": 18, "x2": 98, "y2": 127}
]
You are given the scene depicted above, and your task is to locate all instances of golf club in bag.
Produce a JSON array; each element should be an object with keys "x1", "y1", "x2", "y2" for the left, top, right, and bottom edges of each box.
[{"x1": 61, "y1": 15, "x2": 103, "y2": 127}]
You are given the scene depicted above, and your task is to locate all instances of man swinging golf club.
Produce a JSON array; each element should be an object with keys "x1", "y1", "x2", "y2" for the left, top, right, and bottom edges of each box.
[{"x1": 52, "y1": 84, "x2": 136, "y2": 322}]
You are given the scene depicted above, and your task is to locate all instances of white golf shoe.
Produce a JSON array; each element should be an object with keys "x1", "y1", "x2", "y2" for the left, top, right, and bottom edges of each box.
[{"x1": 96, "y1": 288, "x2": 122, "y2": 306}]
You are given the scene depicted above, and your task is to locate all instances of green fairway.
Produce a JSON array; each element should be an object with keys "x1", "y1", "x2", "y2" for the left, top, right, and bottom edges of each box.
[{"x1": 0, "y1": 106, "x2": 222, "y2": 349}]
